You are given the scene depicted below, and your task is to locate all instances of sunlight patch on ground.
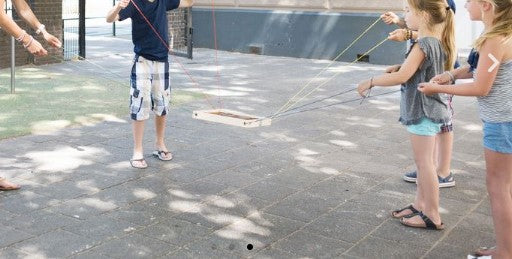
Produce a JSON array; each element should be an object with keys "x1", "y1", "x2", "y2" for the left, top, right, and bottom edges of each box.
[
  {"x1": 24, "y1": 146, "x2": 108, "y2": 172},
  {"x1": 260, "y1": 132, "x2": 297, "y2": 142},
  {"x1": 31, "y1": 120, "x2": 72, "y2": 135},
  {"x1": 168, "y1": 200, "x2": 202, "y2": 213},
  {"x1": 330, "y1": 139, "x2": 358, "y2": 148},
  {"x1": 462, "y1": 123, "x2": 482, "y2": 131}
]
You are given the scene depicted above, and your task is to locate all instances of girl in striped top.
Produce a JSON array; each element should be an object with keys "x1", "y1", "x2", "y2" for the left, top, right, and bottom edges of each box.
[{"x1": 419, "y1": 0, "x2": 512, "y2": 257}]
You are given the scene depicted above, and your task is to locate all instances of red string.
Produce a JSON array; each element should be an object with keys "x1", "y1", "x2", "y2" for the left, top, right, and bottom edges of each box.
[{"x1": 211, "y1": 0, "x2": 223, "y2": 108}]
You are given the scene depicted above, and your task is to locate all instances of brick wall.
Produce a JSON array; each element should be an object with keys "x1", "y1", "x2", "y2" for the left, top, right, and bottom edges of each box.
[
  {"x1": 167, "y1": 9, "x2": 187, "y2": 50},
  {"x1": 0, "y1": 0, "x2": 63, "y2": 69}
]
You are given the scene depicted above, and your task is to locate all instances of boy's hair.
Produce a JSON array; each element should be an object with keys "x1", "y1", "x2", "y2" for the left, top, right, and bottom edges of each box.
[
  {"x1": 474, "y1": 0, "x2": 512, "y2": 50},
  {"x1": 407, "y1": 0, "x2": 456, "y2": 71}
]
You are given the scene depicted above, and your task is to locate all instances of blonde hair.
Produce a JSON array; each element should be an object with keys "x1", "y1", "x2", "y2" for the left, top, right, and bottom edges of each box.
[
  {"x1": 474, "y1": 0, "x2": 512, "y2": 50},
  {"x1": 407, "y1": 0, "x2": 456, "y2": 71}
]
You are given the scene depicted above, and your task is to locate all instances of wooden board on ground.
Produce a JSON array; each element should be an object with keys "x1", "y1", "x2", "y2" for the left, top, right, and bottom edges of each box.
[{"x1": 192, "y1": 109, "x2": 271, "y2": 128}]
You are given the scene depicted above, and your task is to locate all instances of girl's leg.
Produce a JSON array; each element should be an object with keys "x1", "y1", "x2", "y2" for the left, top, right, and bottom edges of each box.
[
  {"x1": 436, "y1": 131, "x2": 454, "y2": 178},
  {"x1": 403, "y1": 134, "x2": 441, "y2": 225},
  {"x1": 484, "y1": 148, "x2": 512, "y2": 258}
]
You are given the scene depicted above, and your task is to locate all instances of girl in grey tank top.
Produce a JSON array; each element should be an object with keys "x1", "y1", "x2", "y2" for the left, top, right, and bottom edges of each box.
[{"x1": 418, "y1": 0, "x2": 512, "y2": 256}]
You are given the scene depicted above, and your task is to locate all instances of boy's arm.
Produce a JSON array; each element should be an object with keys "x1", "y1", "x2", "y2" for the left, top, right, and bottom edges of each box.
[
  {"x1": 179, "y1": 0, "x2": 194, "y2": 8},
  {"x1": 107, "y1": 0, "x2": 130, "y2": 23},
  {"x1": 11, "y1": 0, "x2": 61, "y2": 48}
]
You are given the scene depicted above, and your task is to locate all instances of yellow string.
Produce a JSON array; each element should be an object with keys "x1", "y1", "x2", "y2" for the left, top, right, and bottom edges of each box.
[
  {"x1": 270, "y1": 17, "x2": 382, "y2": 119},
  {"x1": 274, "y1": 37, "x2": 388, "y2": 117}
]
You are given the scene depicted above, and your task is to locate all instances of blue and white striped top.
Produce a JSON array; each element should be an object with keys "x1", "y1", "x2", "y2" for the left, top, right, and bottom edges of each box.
[{"x1": 477, "y1": 60, "x2": 512, "y2": 122}]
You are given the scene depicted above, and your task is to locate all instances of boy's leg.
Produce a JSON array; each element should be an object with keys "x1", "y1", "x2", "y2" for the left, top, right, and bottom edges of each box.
[
  {"x1": 152, "y1": 59, "x2": 172, "y2": 160},
  {"x1": 130, "y1": 56, "x2": 152, "y2": 167}
]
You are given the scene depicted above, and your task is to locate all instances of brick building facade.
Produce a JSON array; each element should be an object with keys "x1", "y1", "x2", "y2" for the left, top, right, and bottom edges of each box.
[{"x1": 0, "y1": 0, "x2": 63, "y2": 69}]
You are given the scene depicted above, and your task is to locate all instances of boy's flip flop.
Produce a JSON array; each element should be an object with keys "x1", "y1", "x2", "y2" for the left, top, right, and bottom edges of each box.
[
  {"x1": 130, "y1": 158, "x2": 148, "y2": 169},
  {"x1": 400, "y1": 212, "x2": 445, "y2": 230},
  {"x1": 153, "y1": 150, "x2": 173, "y2": 161},
  {"x1": 0, "y1": 177, "x2": 21, "y2": 191}
]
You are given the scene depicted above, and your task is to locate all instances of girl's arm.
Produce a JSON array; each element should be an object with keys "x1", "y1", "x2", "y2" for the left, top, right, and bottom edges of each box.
[
  {"x1": 430, "y1": 65, "x2": 473, "y2": 85},
  {"x1": 358, "y1": 44, "x2": 425, "y2": 96},
  {"x1": 419, "y1": 37, "x2": 505, "y2": 97},
  {"x1": 11, "y1": 0, "x2": 61, "y2": 48}
]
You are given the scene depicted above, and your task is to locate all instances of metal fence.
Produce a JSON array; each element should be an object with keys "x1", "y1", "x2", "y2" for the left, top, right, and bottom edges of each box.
[
  {"x1": 169, "y1": 7, "x2": 193, "y2": 59},
  {"x1": 62, "y1": 0, "x2": 79, "y2": 60}
]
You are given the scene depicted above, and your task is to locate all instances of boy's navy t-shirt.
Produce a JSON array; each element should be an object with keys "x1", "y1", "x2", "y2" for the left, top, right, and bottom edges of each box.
[{"x1": 119, "y1": 0, "x2": 180, "y2": 62}]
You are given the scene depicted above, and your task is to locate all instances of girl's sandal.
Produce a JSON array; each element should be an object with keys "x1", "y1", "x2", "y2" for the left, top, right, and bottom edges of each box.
[
  {"x1": 391, "y1": 204, "x2": 419, "y2": 218},
  {"x1": 400, "y1": 212, "x2": 445, "y2": 230}
]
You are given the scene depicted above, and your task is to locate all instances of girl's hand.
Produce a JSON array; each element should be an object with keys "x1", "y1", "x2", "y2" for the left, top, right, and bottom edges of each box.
[
  {"x1": 388, "y1": 29, "x2": 407, "y2": 42},
  {"x1": 357, "y1": 79, "x2": 372, "y2": 97},
  {"x1": 418, "y1": 82, "x2": 439, "y2": 96},
  {"x1": 430, "y1": 72, "x2": 451, "y2": 85},
  {"x1": 380, "y1": 12, "x2": 400, "y2": 25},
  {"x1": 385, "y1": 64, "x2": 401, "y2": 73},
  {"x1": 43, "y1": 33, "x2": 62, "y2": 48},
  {"x1": 25, "y1": 38, "x2": 48, "y2": 56}
]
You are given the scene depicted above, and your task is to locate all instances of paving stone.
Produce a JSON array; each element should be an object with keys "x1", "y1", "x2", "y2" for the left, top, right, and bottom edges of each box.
[
  {"x1": 6, "y1": 209, "x2": 80, "y2": 235},
  {"x1": 304, "y1": 213, "x2": 375, "y2": 243},
  {"x1": 344, "y1": 235, "x2": 429, "y2": 258},
  {"x1": 13, "y1": 230, "x2": 95, "y2": 258},
  {"x1": 274, "y1": 230, "x2": 351, "y2": 258},
  {"x1": 48, "y1": 196, "x2": 119, "y2": 220},
  {"x1": 239, "y1": 180, "x2": 298, "y2": 202},
  {"x1": 0, "y1": 225, "x2": 33, "y2": 248},
  {"x1": 63, "y1": 215, "x2": 137, "y2": 242},
  {"x1": 138, "y1": 218, "x2": 212, "y2": 246},
  {"x1": 91, "y1": 233, "x2": 178, "y2": 258},
  {"x1": 264, "y1": 191, "x2": 341, "y2": 223},
  {"x1": 0, "y1": 191, "x2": 61, "y2": 214},
  {"x1": 105, "y1": 199, "x2": 177, "y2": 227}
]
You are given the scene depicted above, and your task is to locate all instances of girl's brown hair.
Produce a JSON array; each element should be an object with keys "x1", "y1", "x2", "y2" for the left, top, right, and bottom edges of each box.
[
  {"x1": 407, "y1": 0, "x2": 456, "y2": 71},
  {"x1": 474, "y1": 0, "x2": 512, "y2": 50}
]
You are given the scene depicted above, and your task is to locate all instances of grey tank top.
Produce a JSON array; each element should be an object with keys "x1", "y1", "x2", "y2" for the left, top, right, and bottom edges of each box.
[
  {"x1": 399, "y1": 37, "x2": 451, "y2": 125},
  {"x1": 477, "y1": 60, "x2": 512, "y2": 122}
]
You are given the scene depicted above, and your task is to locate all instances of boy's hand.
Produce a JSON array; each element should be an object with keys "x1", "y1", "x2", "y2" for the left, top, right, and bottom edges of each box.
[
  {"x1": 388, "y1": 29, "x2": 407, "y2": 42},
  {"x1": 430, "y1": 72, "x2": 452, "y2": 85},
  {"x1": 357, "y1": 79, "x2": 372, "y2": 97},
  {"x1": 380, "y1": 12, "x2": 400, "y2": 25},
  {"x1": 119, "y1": 0, "x2": 130, "y2": 9},
  {"x1": 385, "y1": 64, "x2": 401, "y2": 73}
]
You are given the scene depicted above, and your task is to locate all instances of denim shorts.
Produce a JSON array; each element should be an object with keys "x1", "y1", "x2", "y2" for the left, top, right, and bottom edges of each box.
[
  {"x1": 407, "y1": 118, "x2": 442, "y2": 136},
  {"x1": 483, "y1": 121, "x2": 512, "y2": 154}
]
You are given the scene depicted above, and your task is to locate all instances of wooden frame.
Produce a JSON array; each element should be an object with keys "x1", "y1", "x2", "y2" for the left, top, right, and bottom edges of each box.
[{"x1": 192, "y1": 109, "x2": 272, "y2": 128}]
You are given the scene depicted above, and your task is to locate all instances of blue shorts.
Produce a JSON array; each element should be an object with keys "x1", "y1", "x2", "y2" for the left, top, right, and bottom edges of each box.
[
  {"x1": 483, "y1": 121, "x2": 512, "y2": 154},
  {"x1": 407, "y1": 118, "x2": 442, "y2": 136}
]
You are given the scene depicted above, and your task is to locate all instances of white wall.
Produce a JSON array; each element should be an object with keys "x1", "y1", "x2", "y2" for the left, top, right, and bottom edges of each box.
[{"x1": 454, "y1": 0, "x2": 484, "y2": 52}]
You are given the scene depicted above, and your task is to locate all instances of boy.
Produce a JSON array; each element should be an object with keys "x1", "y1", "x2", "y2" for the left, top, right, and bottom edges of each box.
[{"x1": 106, "y1": 0, "x2": 193, "y2": 169}]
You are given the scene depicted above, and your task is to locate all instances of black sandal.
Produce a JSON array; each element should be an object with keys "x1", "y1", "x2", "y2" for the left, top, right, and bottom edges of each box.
[
  {"x1": 400, "y1": 211, "x2": 445, "y2": 230},
  {"x1": 391, "y1": 204, "x2": 419, "y2": 218}
]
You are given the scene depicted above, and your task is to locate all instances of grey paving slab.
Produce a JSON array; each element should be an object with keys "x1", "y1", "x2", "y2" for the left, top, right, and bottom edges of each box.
[
  {"x1": 90, "y1": 233, "x2": 178, "y2": 258},
  {"x1": 273, "y1": 230, "x2": 352, "y2": 258},
  {"x1": 138, "y1": 218, "x2": 212, "y2": 246},
  {"x1": 6, "y1": 209, "x2": 80, "y2": 236},
  {"x1": 13, "y1": 229, "x2": 95, "y2": 258},
  {"x1": 0, "y1": 34, "x2": 496, "y2": 259},
  {"x1": 0, "y1": 225, "x2": 33, "y2": 248}
]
